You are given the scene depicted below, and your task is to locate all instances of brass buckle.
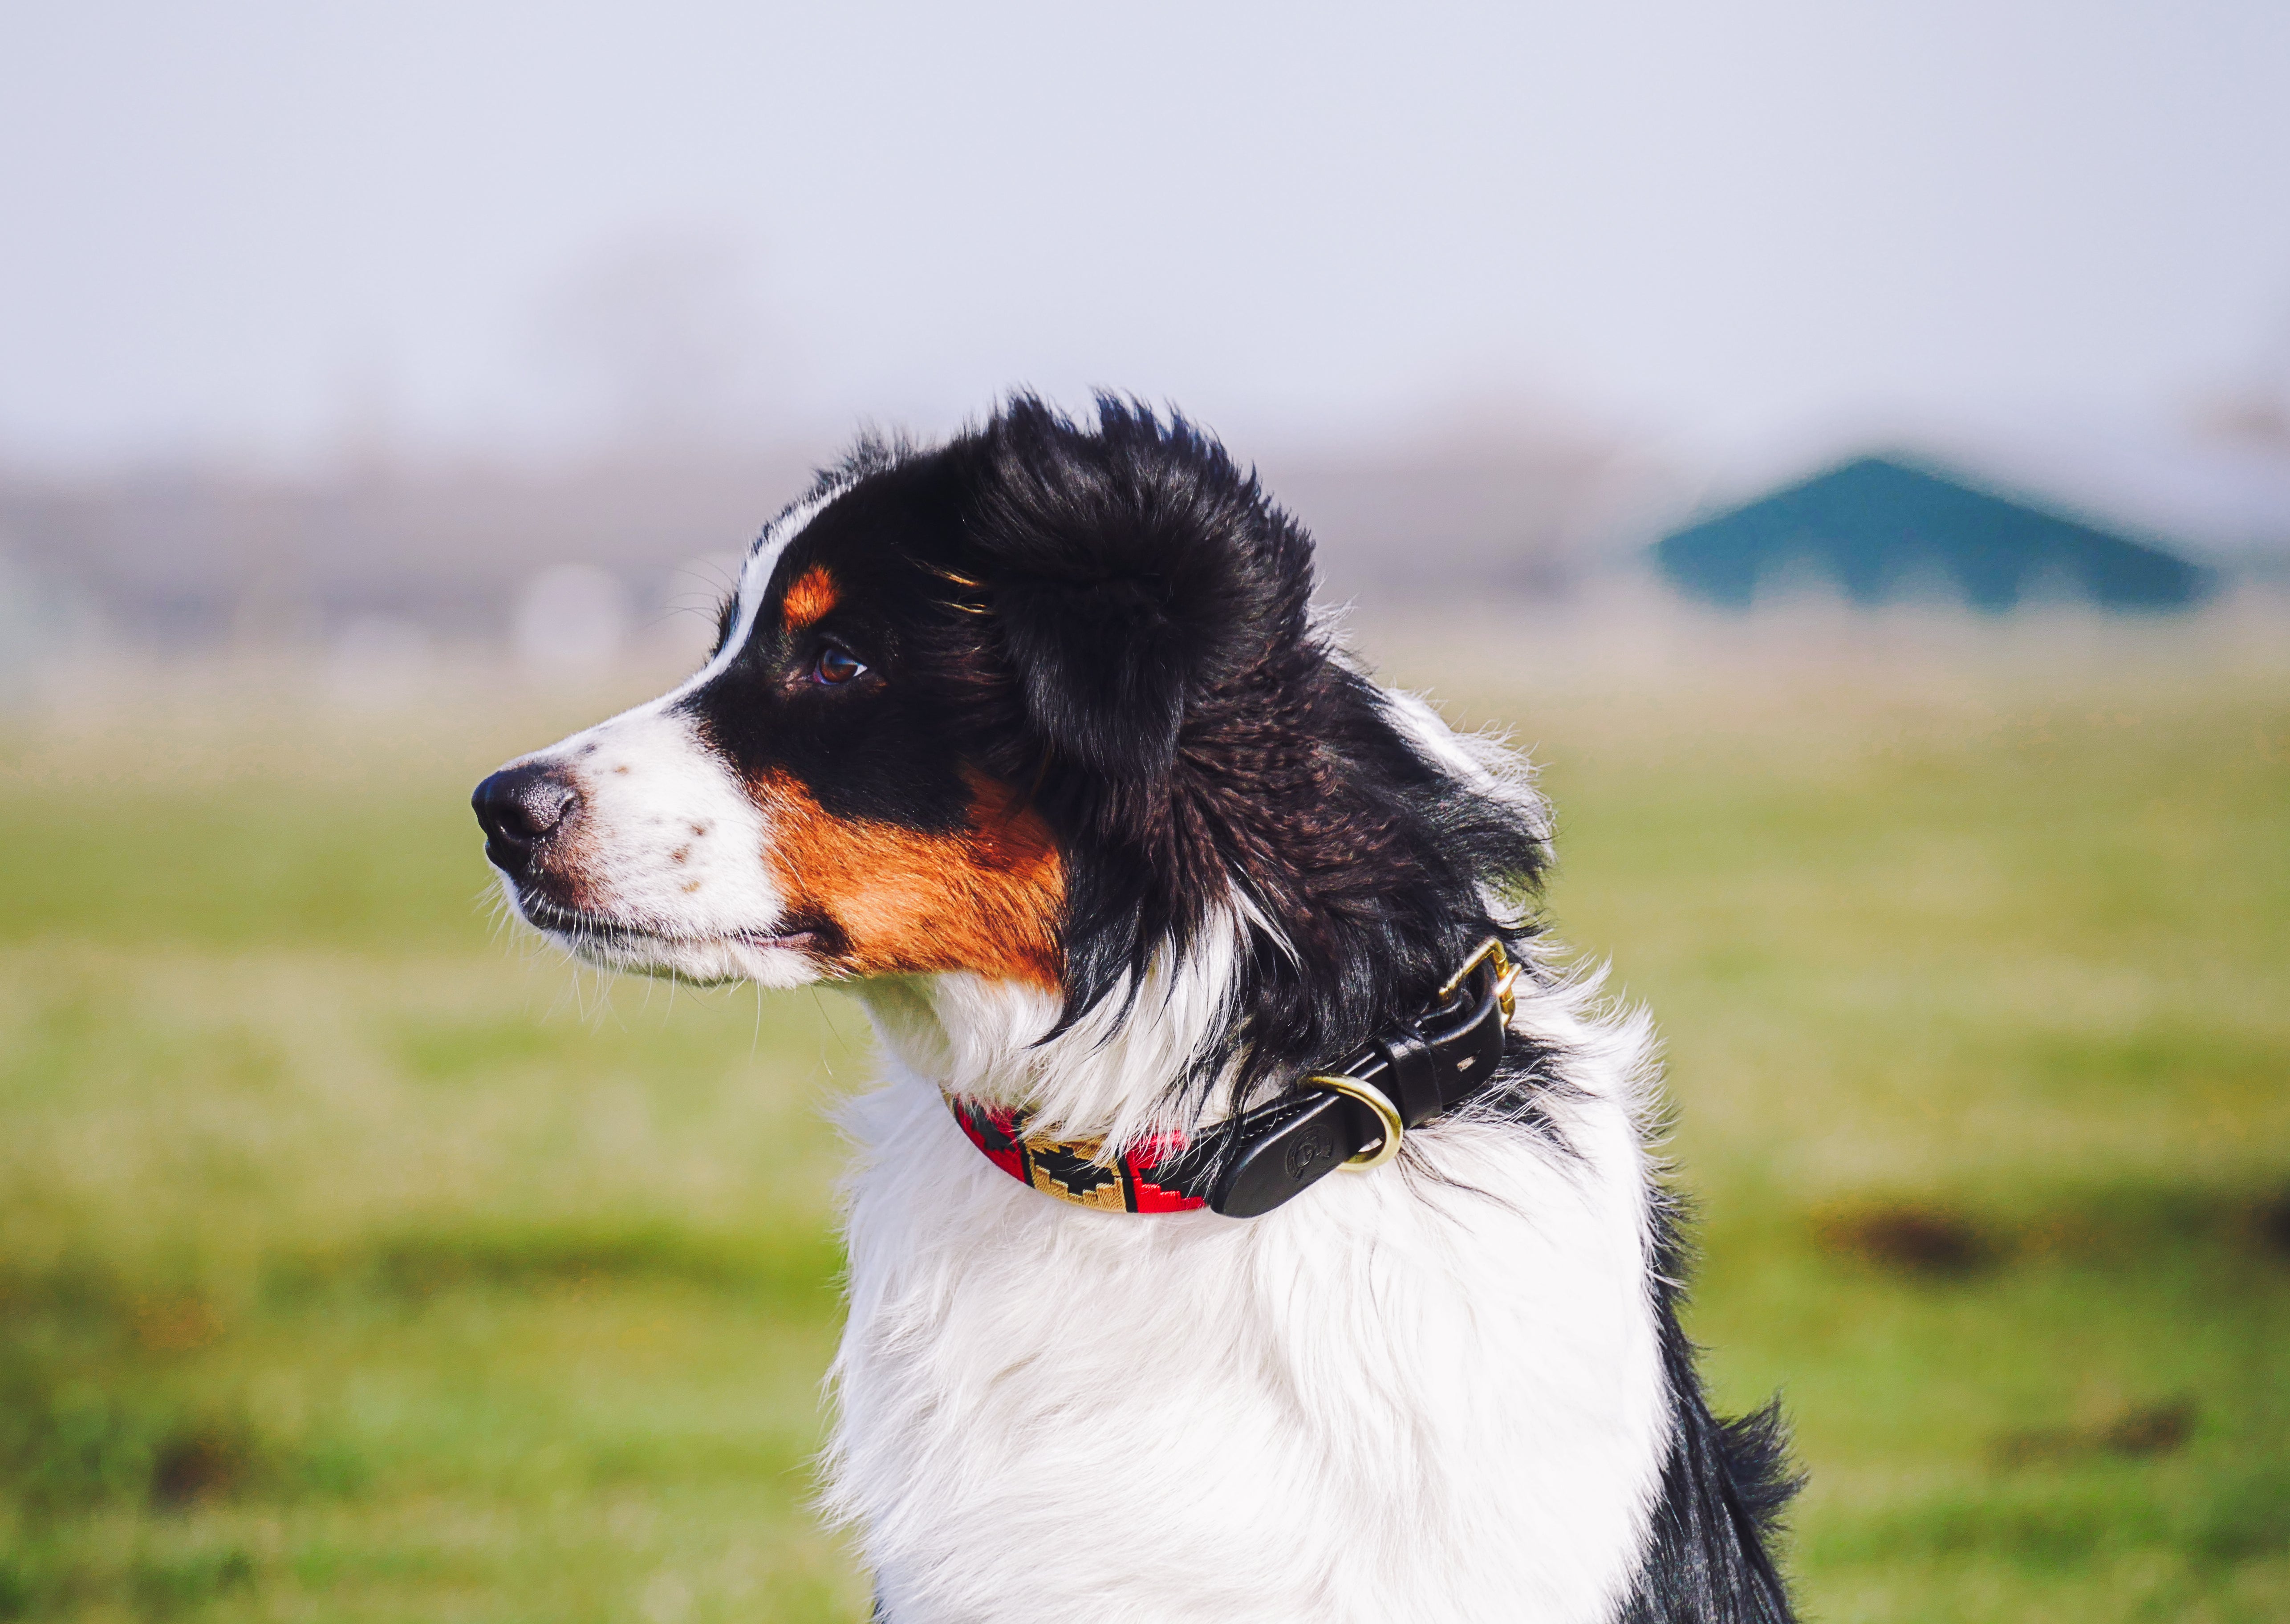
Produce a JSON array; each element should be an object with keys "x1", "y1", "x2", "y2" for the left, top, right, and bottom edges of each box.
[
  {"x1": 1437, "y1": 936, "x2": 1521, "y2": 1023},
  {"x1": 1303, "y1": 938, "x2": 1521, "y2": 1180},
  {"x1": 1310, "y1": 1074, "x2": 1404, "y2": 1172}
]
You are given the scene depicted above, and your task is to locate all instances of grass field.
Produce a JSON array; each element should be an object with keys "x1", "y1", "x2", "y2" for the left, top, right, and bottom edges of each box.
[{"x1": 2, "y1": 606, "x2": 2286, "y2": 1622}]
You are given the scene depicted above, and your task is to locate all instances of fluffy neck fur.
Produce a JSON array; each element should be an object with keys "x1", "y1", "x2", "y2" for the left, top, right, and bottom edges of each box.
[
  {"x1": 856, "y1": 909, "x2": 1249, "y2": 1152},
  {"x1": 825, "y1": 687, "x2": 1801, "y2": 1624},
  {"x1": 830, "y1": 954, "x2": 1676, "y2": 1624}
]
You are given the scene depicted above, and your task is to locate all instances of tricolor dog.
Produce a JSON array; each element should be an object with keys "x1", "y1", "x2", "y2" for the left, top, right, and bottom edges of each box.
[{"x1": 473, "y1": 399, "x2": 1797, "y2": 1623}]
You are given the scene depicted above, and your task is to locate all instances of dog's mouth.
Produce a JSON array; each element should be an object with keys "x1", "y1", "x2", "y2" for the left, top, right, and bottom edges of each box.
[{"x1": 515, "y1": 893, "x2": 830, "y2": 959}]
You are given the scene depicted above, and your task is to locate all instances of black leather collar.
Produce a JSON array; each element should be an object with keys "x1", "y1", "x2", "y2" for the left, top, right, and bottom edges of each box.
[
  {"x1": 945, "y1": 938, "x2": 1522, "y2": 1219},
  {"x1": 1200, "y1": 938, "x2": 1519, "y2": 1216}
]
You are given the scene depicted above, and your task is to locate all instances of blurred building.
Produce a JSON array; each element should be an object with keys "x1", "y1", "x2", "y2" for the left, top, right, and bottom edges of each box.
[{"x1": 1657, "y1": 455, "x2": 2215, "y2": 613}]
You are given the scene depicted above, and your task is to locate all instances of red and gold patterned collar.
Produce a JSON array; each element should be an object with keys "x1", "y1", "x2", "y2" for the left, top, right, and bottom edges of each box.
[{"x1": 946, "y1": 1096, "x2": 1208, "y2": 1213}]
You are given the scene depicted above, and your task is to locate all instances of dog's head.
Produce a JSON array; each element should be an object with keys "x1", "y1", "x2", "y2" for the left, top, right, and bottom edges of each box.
[{"x1": 476, "y1": 398, "x2": 1548, "y2": 1120}]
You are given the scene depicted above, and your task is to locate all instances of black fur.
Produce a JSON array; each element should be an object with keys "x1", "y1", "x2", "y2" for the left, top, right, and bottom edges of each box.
[
  {"x1": 684, "y1": 443, "x2": 980, "y2": 842},
  {"x1": 946, "y1": 402, "x2": 1550, "y2": 1106},
  {"x1": 1619, "y1": 1200, "x2": 1802, "y2": 1623}
]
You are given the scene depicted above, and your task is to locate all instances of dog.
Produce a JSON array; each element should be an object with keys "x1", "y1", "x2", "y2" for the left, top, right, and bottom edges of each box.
[{"x1": 473, "y1": 398, "x2": 1797, "y2": 1623}]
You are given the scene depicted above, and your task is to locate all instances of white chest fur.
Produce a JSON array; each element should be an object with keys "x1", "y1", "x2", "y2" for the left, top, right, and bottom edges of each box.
[{"x1": 824, "y1": 990, "x2": 1672, "y2": 1624}]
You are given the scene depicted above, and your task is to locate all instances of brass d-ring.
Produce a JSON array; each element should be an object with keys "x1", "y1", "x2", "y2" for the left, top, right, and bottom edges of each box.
[{"x1": 1311, "y1": 1075, "x2": 1404, "y2": 1172}]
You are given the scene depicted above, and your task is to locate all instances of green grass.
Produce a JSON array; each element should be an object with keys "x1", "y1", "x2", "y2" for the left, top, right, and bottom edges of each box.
[{"x1": 3, "y1": 618, "x2": 2286, "y2": 1621}]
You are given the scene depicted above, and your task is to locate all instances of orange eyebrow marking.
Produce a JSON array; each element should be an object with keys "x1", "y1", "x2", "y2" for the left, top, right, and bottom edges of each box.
[
  {"x1": 752, "y1": 768, "x2": 1064, "y2": 991},
  {"x1": 781, "y1": 566, "x2": 839, "y2": 631}
]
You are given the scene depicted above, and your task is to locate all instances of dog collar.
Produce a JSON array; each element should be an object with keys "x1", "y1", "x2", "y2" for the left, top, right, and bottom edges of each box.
[
  {"x1": 946, "y1": 1105, "x2": 1209, "y2": 1213},
  {"x1": 946, "y1": 938, "x2": 1521, "y2": 1219}
]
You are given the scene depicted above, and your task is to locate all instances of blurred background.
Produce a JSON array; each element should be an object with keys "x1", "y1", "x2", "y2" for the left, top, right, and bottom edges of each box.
[{"x1": 1, "y1": 3, "x2": 2285, "y2": 1620}]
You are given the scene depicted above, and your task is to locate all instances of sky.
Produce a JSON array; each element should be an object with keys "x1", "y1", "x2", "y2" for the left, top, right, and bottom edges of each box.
[{"x1": 3, "y1": 0, "x2": 2288, "y2": 474}]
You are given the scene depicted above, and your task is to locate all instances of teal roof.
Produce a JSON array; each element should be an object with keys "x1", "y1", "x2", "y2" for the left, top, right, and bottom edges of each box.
[{"x1": 1656, "y1": 456, "x2": 2212, "y2": 612}]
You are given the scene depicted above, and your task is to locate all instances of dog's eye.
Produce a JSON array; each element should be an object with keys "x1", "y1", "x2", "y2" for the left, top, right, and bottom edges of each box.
[{"x1": 811, "y1": 646, "x2": 868, "y2": 686}]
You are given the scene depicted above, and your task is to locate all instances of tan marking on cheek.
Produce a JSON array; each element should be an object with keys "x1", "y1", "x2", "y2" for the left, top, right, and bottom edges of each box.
[
  {"x1": 752, "y1": 769, "x2": 1063, "y2": 990},
  {"x1": 781, "y1": 566, "x2": 839, "y2": 631}
]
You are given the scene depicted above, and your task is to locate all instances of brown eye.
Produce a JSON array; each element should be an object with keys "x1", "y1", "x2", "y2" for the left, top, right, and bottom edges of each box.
[{"x1": 811, "y1": 646, "x2": 867, "y2": 685}]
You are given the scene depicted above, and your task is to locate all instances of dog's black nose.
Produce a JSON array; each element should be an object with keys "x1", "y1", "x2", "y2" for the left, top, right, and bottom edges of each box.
[{"x1": 472, "y1": 764, "x2": 580, "y2": 868}]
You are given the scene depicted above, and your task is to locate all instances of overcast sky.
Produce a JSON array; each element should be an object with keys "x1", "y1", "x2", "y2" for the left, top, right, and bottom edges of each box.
[{"x1": 4, "y1": 0, "x2": 2287, "y2": 473}]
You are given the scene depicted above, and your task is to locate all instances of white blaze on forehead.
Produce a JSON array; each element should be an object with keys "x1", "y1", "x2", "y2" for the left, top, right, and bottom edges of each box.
[{"x1": 677, "y1": 482, "x2": 844, "y2": 695}]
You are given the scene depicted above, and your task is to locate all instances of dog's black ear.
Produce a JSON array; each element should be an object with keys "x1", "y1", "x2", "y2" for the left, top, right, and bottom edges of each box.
[
  {"x1": 991, "y1": 568, "x2": 1192, "y2": 779},
  {"x1": 963, "y1": 397, "x2": 1304, "y2": 781}
]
